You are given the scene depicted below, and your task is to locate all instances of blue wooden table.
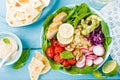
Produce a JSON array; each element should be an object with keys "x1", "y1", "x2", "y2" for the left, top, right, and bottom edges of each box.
[{"x1": 0, "y1": 0, "x2": 120, "y2": 80}]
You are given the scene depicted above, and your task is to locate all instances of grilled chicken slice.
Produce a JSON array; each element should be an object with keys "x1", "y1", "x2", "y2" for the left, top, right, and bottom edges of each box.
[
  {"x1": 53, "y1": 12, "x2": 67, "y2": 22},
  {"x1": 46, "y1": 12, "x2": 67, "y2": 39},
  {"x1": 47, "y1": 21, "x2": 62, "y2": 39}
]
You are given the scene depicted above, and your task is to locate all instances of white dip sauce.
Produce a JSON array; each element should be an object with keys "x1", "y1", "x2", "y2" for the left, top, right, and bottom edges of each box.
[{"x1": 0, "y1": 37, "x2": 18, "y2": 60}]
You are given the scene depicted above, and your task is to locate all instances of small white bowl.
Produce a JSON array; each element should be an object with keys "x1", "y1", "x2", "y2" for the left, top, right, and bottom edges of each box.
[{"x1": 0, "y1": 32, "x2": 22, "y2": 65}]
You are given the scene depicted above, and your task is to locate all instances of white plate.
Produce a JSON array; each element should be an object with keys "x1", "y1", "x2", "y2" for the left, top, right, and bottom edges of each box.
[{"x1": 0, "y1": 0, "x2": 57, "y2": 27}]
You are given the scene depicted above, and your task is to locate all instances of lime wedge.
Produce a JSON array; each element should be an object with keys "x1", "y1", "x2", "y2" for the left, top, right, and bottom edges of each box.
[
  {"x1": 57, "y1": 33, "x2": 73, "y2": 44},
  {"x1": 93, "y1": 70, "x2": 106, "y2": 78},
  {"x1": 102, "y1": 60, "x2": 119, "y2": 76},
  {"x1": 58, "y1": 23, "x2": 74, "y2": 38}
]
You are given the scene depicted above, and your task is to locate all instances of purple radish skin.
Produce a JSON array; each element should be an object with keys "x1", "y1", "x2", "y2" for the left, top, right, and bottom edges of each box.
[
  {"x1": 86, "y1": 55, "x2": 98, "y2": 60},
  {"x1": 76, "y1": 55, "x2": 86, "y2": 68},
  {"x1": 80, "y1": 48, "x2": 89, "y2": 53},
  {"x1": 85, "y1": 51, "x2": 93, "y2": 56},
  {"x1": 76, "y1": 61, "x2": 86, "y2": 68}
]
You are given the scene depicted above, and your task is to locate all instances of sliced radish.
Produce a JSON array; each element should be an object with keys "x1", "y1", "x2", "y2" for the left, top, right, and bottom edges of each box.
[
  {"x1": 80, "y1": 48, "x2": 89, "y2": 53},
  {"x1": 76, "y1": 61, "x2": 86, "y2": 68},
  {"x1": 78, "y1": 55, "x2": 86, "y2": 64},
  {"x1": 93, "y1": 45, "x2": 105, "y2": 56},
  {"x1": 76, "y1": 55, "x2": 86, "y2": 68},
  {"x1": 86, "y1": 59, "x2": 93, "y2": 66},
  {"x1": 85, "y1": 51, "x2": 93, "y2": 56},
  {"x1": 86, "y1": 55, "x2": 98, "y2": 60},
  {"x1": 94, "y1": 57, "x2": 104, "y2": 65}
]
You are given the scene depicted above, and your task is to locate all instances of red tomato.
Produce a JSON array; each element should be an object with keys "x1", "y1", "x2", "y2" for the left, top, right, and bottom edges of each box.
[
  {"x1": 54, "y1": 54, "x2": 64, "y2": 63},
  {"x1": 54, "y1": 45, "x2": 64, "y2": 54},
  {"x1": 51, "y1": 39, "x2": 58, "y2": 46},
  {"x1": 62, "y1": 60, "x2": 70, "y2": 67},
  {"x1": 67, "y1": 58, "x2": 76, "y2": 65},
  {"x1": 46, "y1": 46, "x2": 54, "y2": 58}
]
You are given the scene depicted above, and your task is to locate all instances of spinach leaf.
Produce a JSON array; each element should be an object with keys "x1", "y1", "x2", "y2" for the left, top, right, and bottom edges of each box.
[
  {"x1": 54, "y1": 6, "x2": 71, "y2": 16},
  {"x1": 60, "y1": 51, "x2": 74, "y2": 59},
  {"x1": 42, "y1": 39, "x2": 51, "y2": 53},
  {"x1": 101, "y1": 20, "x2": 109, "y2": 37},
  {"x1": 64, "y1": 65, "x2": 94, "y2": 74},
  {"x1": 43, "y1": 14, "x2": 54, "y2": 29},
  {"x1": 106, "y1": 37, "x2": 112, "y2": 45},
  {"x1": 42, "y1": 40, "x2": 48, "y2": 53},
  {"x1": 49, "y1": 58, "x2": 63, "y2": 70},
  {"x1": 64, "y1": 8, "x2": 75, "y2": 22},
  {"x1": 13, "y1": 48, "x2": 31, "y2": 69},
  {"x1": 64, "y1": 3, "x2": 92, "y2": 28},
  {"x1": 73, "y1": 12, "x2": 91, "y2": 28},
  {"x1": 101, "y1": 20, "x2": 112, "y2": 52}
]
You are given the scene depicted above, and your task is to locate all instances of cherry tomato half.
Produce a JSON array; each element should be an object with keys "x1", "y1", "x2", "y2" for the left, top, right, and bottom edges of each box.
[
  {"x1": 67, "y1": 58, "x2": 76, "y2": 65},
  {"x1": 51, "y1": 39, "x2": 58, "y2": 47},
  {"x1": 54, "y1": 45, "x2": 64, "y2": 54},
  {"x1": 54, "y1": 54, "x2": 64, "y2": 63},
  {"x1": 62, "y1": 60, "x2": 70, "y2": 67},
  {"x1": 46, "y1": 46, "x2": 54, "y2": 58}
]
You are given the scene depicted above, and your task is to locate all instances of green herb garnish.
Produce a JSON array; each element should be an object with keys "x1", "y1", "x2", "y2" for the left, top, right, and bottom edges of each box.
[
  {"x1": 13, "y1": 48, "x2": 31, "y2": 69},
  {"x1": 3, "y1": 38, "x2": 10, "y2": 44},
  {"x1": 60, "y1": 51, "x2": 74, "y2": 59}
]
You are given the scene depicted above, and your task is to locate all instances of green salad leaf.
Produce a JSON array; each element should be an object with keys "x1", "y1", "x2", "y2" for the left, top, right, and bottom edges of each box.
[
  {"x1": 64, "y1": 8, "x2": 75, "y2": 22},
  {"x1": 60, "y1": 51, "x2": 74, "y2": 59},
  {"x1": 101, "y1": 20, "x2": 109, "y2": 36},
  {"x1": 63, "y1": 3, "x2": 92, "y2": 28},
  {"x1": 13, "y1": 48, "x2": 31, "y2": 69},
  {"x1": 42, "y1": 39, "x2": 51, "y2": 53},
  {"x1": 64, "y1": 65, "x2": 94, "y2": 74},
  {"x1": 43, "y1": 14, "x2": 54, "y2": 29},
  {"x1": 101, "y1": 20, "x2": 112, "y2": 51},
  {"x1": 3, "y1": 38, "x2": 10, "y2": 44},
  {"x1": 49, "y1": 58, "x2": 63, "y2": 70},
  {"x1": 54, "y1": 6, "x2": 71, "y2": 16},
  {"x1": 73, "y1": 12, "x2": 92, "y2": 28}
]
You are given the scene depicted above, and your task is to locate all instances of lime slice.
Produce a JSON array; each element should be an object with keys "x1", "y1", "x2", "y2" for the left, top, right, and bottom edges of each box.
[
  {"x1": 93, "y1": 70, "x2": 106, "y2": 78},
  {"x1": 58, "y1": 23, "x2": 74, "y2": 38},
  {"x1": 102, "y1": 60, "x2": 119, "y2": 76},
  {"x1": 57, "y1": 33, "x2": 73, "y2": 44}
]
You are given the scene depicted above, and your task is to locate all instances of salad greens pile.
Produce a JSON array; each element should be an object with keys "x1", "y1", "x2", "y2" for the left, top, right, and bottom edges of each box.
[{"x1": 42, "y1": 3, "x2": 112, "y2": 74}]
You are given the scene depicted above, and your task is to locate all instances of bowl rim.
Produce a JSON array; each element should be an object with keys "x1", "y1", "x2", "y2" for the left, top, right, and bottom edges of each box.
[
  {"x1": 0, "y1": 32, "x2": 22, "y2": 65},
  {"x1": 40, "y1": 4, "x2": 113, "y2": 75}
]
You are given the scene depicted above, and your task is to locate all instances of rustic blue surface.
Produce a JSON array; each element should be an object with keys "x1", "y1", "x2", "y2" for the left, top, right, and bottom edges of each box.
[{"x1": 0, "y1": 0, "x2": 120, "y2": 80}]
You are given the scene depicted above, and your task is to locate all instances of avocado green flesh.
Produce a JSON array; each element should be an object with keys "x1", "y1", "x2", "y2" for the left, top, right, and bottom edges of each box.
[{"x1": 81, "y1": 15, "x2": 101, "y2": 36}]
